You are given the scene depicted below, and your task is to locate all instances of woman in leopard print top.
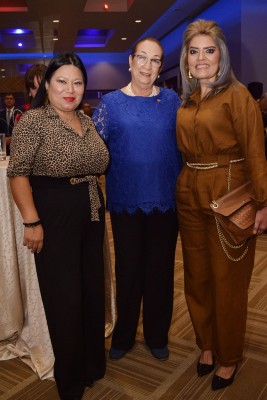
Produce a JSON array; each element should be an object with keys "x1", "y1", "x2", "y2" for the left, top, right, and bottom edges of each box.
[{"x1": 7, "y1": 53, "x2": 109, "y2": 400}]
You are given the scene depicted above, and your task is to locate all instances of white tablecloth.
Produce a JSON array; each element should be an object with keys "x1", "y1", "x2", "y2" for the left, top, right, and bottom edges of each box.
[
  {"x1": 0, "y1": 158, "x2": 54, "y2": 378},
  {"x1": 0, "y1": 159, "x2": 115, "y2": 379}
]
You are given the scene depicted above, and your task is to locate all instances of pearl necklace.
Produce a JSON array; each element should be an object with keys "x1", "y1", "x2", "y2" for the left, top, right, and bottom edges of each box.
[{"x1": 125, "y1": 82, "x2": 157, "y2": 97}]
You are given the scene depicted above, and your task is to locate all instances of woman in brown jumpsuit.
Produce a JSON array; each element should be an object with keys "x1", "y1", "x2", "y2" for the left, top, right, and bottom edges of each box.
[{"x1": 176, "y1": 19, "x2": 267, "y2": 391}]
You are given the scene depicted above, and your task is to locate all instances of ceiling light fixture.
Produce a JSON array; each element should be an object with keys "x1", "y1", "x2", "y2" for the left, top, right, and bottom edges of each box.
[
  {"x1": 5, "y1": 28, "x2": 31, "y2": 35},
  {"x1": 103, "y1": 3, "x2": 109, "y2": 11},
  {"x1": 121, "y1": 37, "x2": 127, "y2": 41},
  {"x1": 135, "y1": 20, "x2": 142, "y2": 23},
  {"x1": 53, "y1": 19, "x2": 59, "y2": 23}
]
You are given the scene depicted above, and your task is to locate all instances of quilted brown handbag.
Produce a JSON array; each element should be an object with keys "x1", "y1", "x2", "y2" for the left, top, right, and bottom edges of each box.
[{"x1": 210, "y1": 181, "x2": 257, "y2": 246}]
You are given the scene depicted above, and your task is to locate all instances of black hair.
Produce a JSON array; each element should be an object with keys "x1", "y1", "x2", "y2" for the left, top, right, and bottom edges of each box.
[{"x1": 31, "y1": 52, "x2": 87, "y2": 109}]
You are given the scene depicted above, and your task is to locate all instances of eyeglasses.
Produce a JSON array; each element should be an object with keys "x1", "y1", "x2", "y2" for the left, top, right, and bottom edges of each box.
[{"x1": 132, "y1": 54, "x2": 162, "y2": 68}]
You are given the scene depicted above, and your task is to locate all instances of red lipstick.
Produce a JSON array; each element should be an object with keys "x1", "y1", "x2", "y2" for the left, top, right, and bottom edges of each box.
[{"x1": 63, "y1": 97, "x2": 75, "y2": 102}]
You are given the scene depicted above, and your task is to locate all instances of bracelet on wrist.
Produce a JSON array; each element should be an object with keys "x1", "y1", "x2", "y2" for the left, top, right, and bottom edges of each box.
[{"x1": 23, "y1": 219, "x2": 42, "y2": 228}]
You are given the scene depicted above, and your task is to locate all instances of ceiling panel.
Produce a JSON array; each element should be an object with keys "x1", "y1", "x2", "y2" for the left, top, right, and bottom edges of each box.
[{"x1": 0, "y1": 0, "x2": 218, "y2": 79}]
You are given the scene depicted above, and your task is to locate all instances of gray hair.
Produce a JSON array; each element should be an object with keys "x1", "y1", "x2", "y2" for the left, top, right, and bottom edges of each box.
[{"x1": 179, "y1": 19, "x2": 236, "y2": 100}]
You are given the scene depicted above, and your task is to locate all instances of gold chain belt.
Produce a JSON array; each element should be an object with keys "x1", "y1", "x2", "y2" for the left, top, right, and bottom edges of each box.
[
  {"x1": 186, "y1": 158, "x2": 244, "y2": 170},
  {"x1": 186, "y1": 158, "x2": 245, "y2": 192}
]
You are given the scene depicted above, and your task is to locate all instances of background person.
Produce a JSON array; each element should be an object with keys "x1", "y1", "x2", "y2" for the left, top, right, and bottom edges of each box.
[
  {"x1": 258, "y1": 92, "x2": 267, "y2": 158},
  {"x1": 176, "y1": 19, "x2": 267, "y2": 391},
  {"x1": 93, "y1": 37, "x2": 182, "y2": 362},
  {"x1": 25, "y1": 64, "x2": 48, "y2": 104},
  {"x1": 81, "y1": 100, "x2": 93, "y2": 117},
  {"x1": 15, "y1": 64, "x2": 48, "y2": 125},
  {"x1": 7, "y1": 52, "x2": 109, "y2": 400},
  {"x1": 0, "y1": 93, "x2": 22, "y2": 154}
]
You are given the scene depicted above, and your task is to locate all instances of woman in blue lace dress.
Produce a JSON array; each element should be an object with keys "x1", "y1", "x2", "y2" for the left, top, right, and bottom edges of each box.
[{"x1": 93, "y1": 37, "x2": 182, "y2": 361}]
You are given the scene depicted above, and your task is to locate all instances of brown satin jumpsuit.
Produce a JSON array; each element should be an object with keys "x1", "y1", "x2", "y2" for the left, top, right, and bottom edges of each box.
[{"x1": 176, "y1": 81, "x2": 267, "y2": 366}]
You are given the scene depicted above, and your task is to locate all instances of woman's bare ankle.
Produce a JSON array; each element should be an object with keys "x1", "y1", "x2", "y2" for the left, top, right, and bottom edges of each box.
[
  {"x1": 200, "y1": 350, "x2": 213, "y2": 365},
  {"x1": 216, "y1": 365, "x2": 236, "y2": 379}
]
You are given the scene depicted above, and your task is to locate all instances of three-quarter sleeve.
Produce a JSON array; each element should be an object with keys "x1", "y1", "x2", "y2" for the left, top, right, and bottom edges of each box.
[
  {"x1": 92, "y1": 100, "x2": 109, "y2": 141},
  {"x1": 7, "y1": 111, "x2": 43, "y2": 177}
]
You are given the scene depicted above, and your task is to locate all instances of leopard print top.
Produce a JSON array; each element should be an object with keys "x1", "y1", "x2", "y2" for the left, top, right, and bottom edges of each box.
[
  {"x1": 7, "y1": 104, "x2": 110, "y2": 221},
  {"x1": 7, "y1": 104, "x2": 109, "y2": 178}
]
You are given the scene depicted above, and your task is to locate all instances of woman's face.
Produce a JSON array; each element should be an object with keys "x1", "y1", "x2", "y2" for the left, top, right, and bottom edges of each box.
[
  {"x1": 187, "y1": 34, "x2": 220, "y2": 83},
  {"x1": 45, "y1": 64, "x2": 84, "y2": 112},
  {"x1": 129, "y1": 39, "x2": 163, "y2": 88}
]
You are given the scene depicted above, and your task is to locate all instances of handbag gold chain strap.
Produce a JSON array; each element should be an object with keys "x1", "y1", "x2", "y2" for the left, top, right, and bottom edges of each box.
[
  {"x1": 215, "y1": 216, "x2": 249, "y2": 262},
  {"x1": 215, "y1": 157, "x2": 250, "y2": 262}
]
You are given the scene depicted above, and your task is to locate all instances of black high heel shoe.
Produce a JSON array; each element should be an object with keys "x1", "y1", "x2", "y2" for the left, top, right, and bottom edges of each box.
[
  {"x1": 211, "y1": 364, "x2": 237, "y2": 391},
  {"x1": 197, "y1": 356, "x2": 215, "y2": 377}
]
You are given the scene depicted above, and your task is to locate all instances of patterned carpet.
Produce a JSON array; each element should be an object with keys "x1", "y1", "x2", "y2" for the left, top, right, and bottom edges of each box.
[{"x1": 1, "y1": 211, "x2": 267, "y2": 400}]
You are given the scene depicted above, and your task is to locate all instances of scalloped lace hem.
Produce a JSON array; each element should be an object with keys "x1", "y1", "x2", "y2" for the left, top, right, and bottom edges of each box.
[{"x1": 107, "y1": 203, "x2": 176, "y2": 215}]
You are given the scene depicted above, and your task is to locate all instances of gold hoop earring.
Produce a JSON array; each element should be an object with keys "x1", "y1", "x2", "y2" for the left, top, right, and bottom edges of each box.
[
  {"x1": 188, "y1": 70, "x2": 193, "y2": 79},
  {"x1": 217, "y1": 69, "x2": 221, "y2": 77}
]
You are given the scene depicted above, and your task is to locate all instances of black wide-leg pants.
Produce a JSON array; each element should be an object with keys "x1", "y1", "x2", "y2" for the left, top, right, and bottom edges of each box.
[
  {"x1": 30, "y1": 176, "x2": 106, "y2": 400},
  {"x1": 110, "y1": 209, "x2": 178, "y2": 351}
]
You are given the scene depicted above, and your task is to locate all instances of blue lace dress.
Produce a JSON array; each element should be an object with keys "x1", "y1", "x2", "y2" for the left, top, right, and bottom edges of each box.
[{"x1": 93, "y1": 87, "x2": 182, "y2": 214}]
